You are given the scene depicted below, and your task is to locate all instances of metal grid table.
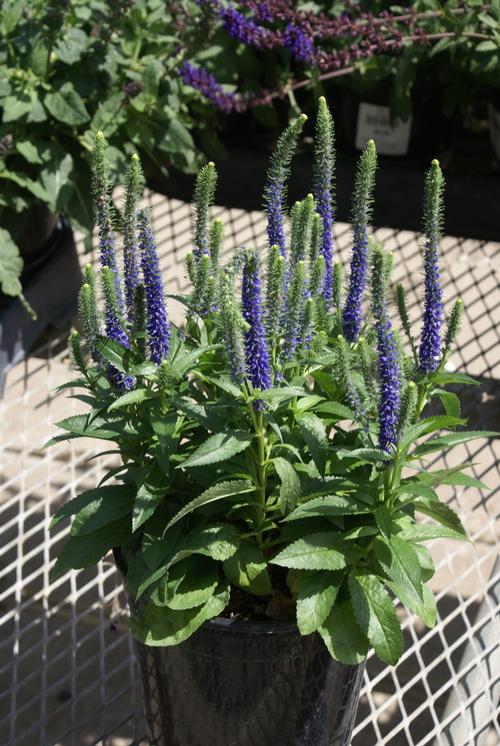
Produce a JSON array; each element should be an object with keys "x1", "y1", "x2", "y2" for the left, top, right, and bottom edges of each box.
[{"x1": 0, "y1": 192, "x2": 498, "y2": 746}]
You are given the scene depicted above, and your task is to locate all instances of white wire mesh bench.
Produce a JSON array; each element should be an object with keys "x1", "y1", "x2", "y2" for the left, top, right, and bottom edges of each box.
[{"x1": 0, "y1": 191, "x2": 498, "y2": 746}]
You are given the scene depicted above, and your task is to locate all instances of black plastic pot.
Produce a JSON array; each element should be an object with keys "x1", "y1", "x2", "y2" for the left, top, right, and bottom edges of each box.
[
  {"x1": 0, "y1": 215, "x2": 81, "y2": 394},
  {"x1": 132, "y1": 616, "x2": 364, "y2": 746}
]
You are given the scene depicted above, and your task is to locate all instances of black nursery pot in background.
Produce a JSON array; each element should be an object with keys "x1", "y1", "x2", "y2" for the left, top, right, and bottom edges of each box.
[{"x1": 133, "y1": 616, "x2": 364, "y2": 746}]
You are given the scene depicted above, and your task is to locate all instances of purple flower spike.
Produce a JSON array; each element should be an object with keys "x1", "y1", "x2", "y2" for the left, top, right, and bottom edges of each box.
[
  {"x1": 419, "y1": 160, "x2": 445, "y2": 374},
  {"x1": 242, "y1": 250, "x2": 272, "y2": 397},
  {"x1": 342, "y1": 140, "x2": 377, "y2": 342},
  {"x1": 313, "y1": 97, "x2": 335, "y2": 306},
  {"x1": 377, "y1": 318, "x2": 400, "y2": 452},
  {"x1": 138, "y1": 209, "x2": 170, "y2": 364}
]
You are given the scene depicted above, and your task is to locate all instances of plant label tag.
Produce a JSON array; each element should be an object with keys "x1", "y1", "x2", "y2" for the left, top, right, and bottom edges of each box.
[
  {"x1": 489, "y1": 104, "x2": 500, "y2": 160},
  {"x1": 355, "y1": 103, "x2": 412, "y2": 156}
]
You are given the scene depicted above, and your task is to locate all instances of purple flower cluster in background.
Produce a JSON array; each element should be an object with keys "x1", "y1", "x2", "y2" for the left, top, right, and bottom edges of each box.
[
  {"x1": 180, "y1": 61, "x2": 243, "y2": 113},
  {"x1": 242, "y1": 250, "x2": 272, "y2": 396},
  {"x1": 138, "y1": 210, "x2": 170, "y2": 364},
  {"x1": 221, "y1": 5, "x2": 278, "y2": 48},
  {"x1": 283, "y1": 23, "x2": 316, "y2": 64}
]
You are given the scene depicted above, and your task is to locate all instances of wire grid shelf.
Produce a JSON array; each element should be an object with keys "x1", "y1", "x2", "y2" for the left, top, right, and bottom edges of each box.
[{"x1": 0, "y1": 191, "x2": 498, "y2": 746}]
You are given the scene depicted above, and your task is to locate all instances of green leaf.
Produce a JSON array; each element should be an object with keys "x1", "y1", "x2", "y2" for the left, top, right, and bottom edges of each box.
[
  {"x1": 50, "y1": 485, "x2": 130, "y2": 530},
  {"x1": 349, "y1": 572, "x2": 403, "y2": 665},
  {"x1": 16, "y1": 140, "x2": 43, "y2": 164},
  {"x1": 433, "y1": 372, "x2": 478, "y2": 387},
  {"x1": 2, "y1": 0, "x2": 24, "y2": 34},
  {"x1": 0, "y1": 228, "x2": 22, "y2": 297},
  {"x1": 55, "y1": 28, "x2": 89, "y2": 65},
  {"x1": 436, "y1": 390, "x2": 460, "y2": 418},
  {"x1": 258, "y1": 386, "x2": 310, "y2": 402},
  {"x1": 417, "y1": 468, "x2": 487, "y2": 490},
  {"x1": 397, "y1": 523, "x2": 466, "y2": 542},
  {"x1": 133, "y1": 464, "x2": 168, "y2": 532},
  {"x1": 271, "y1": 532, "x2": 353, "y2": 571},
  {"x1": 373, "y1": 535, "x2": 424, "y2": 607},
  {"x1": 476, "y1": 40, "x2": 498, "y2": 52},
  {"x1": 154, "y1": 556, "x2": 219, "y2": 610},
  {"x1": 314, "y1": 401, "x2": 355, "y2": 420},
  {"x1": 413, "y1": 543, "x2": 435, "y2": 582},
  {"x1": 40, "y1": 153, "x2": 74, "y2": 212},
  {"x1": 298, "y1": 412, "x2": 329, "y2": 475},
  {"x1": 414, "y1": 499, "x2": 467, "y2": 537},
  {"x1": 223, "y1": 540, "x2": 271, "y2": 596},
  {"x1": 166, "y1": 481, "x2": 255, "y2": 530},
  {"x1": 341, "y1": 525, "x2": 378, "y2": 541},
  {"x1": 319, "y1": 599, "x2": 369, "y2": 664},
  {"x1": 296, "y1": 571, "x2": 343, "y2": 635},
  {"x1": 129, "y1": 580, "x2": 230, "y2": 646},
  {"x1": 45, "y1": 82, "x2": 89, "y2": 125},
  {"x1": 2, "y1": 93, "x2": 32, "y2": 121},
  {"x1": 335, "y1": 447, "x2": 390, "y2": 463},
  {"x1": 374, "y1": 505, "x2": 392, "y2": 539},
  {"x1": 169, "y1": 395, "x2": 225, "y2": 432},
  {"x1": 401, "y1": 416, "x2": 466, "y2": 451},
  {"x1": 284, "y1": 495, "x2": 371, "y2": 522},
  {"x1": 273, "y1": 457, "x2": 301, "y2": 514},
  {"x1": 70, "y1": 486, "x2": 134, "y2": 536},
  {"x1": 412, "y1": 431, "x2": 498, "y2": 458},
  {"x1": 178, "y1": 431, "x2": 253, "y2": 469},
  {"x1": 95, "y1": 336, "x2": 127, "y2": 371},
  {"x1": 108, "y1": 388, "x2": 153, "y2": 411},
  {"x1": 51, "y1": 518, "x2": 130, "y2": 579}
]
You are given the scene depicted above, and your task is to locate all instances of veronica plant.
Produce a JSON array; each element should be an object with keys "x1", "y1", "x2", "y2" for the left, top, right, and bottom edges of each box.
[{"x1": 50, "y1": 102, "x2": 496, "y2": 666}]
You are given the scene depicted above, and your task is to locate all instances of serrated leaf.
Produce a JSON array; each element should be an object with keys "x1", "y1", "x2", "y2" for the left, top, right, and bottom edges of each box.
[
  {"x1": 271, "y1": 532, "x2": 353, "y2": 571},
  {"x1": 55, "y1": 27, "x2": 89, "y2": 64},
  {"x1": 108, "y1": 388, "x2": 152, "y2": 411},
  {"x1": 132, "y1": 464, "x2": 168, "y2": 532},
  {"x1": 412, "y1": 431, "x2": 498, "y2": 458},
  {"x1": 397, "y1": 523, "x2": 466, "y2": 542},
  {"x1": 433, "y1": 372, "x2": 478, "y2": 387},
  {"x1": 401, "y1": 416, "x2": 466, "y2": 451},
  {"x1": 273, "y1": 457, "x2": 301, "y2": 514},
  {"x1": 284, "y1": 495, "x2": 371, "y2": 522},
  {"x1": 335, "y1": 447, "x2": 390, "y2": 463},
  {"x1": 70, "y1": 485, "x2": 134, "y2": 536},
  {"x1": 374, "y1": 505, "x2": 392, "y2": 539},
  {"x1": 166, "y1": 481, "x2": 255, "y2": 530},
  {"x1": 414, "y1": 498, "x2": 466, "y2": 536},
  {"x1": 319, "y1": 599, "x2": 369, "y2": 664},
  {"x1": 413, "y1": 543, "x2": 435, "y2": 582},
  {"x1": 45, "y1": 82, "x2": 89, "y2": 125},
  {"x1": 314, "y1": 401, "x2": 355, "y2": 420},
  {"x1": 223, "y1": 540, "x2": 271, "y2": 596},
  {"x1": 298, "y1": 412, "x2": 329, "y2": 476},
  {"x1": 95, "y1": 336, "x2": 128, "y2": 371},
  {"x1": 178, "y1": 431, "x2": 253, "y2": 469},
  {"x1": 415, "y1": 467, "x2": 487, "y2": 490},
  {"x1": 373, "y1": 535, "x2": 424, "y2": 607},
  {"x1": 129, "y1": 580, "x2": 230, "y2": 646},
  {"x1": 155, "y1": 556, "x2": 219, "y2": 610},
  {"x1": 51, "y1": 518, "x2": 130, "y2": 579},
  {"x1": 296, "y1": 571, "x2": 343, "y2": 635},
  {"x1": 435, "y1": 390, "x2": 461, "y2": 418},
  {"x1": 169, "y1": 395, "x2": 225, "y2": 432},
  {"x1": 349, "y1": 572, "x2": 403, "y2": 665},
  {"x1": 258, "y1": 386, "x2": 310, "y2": 402}
]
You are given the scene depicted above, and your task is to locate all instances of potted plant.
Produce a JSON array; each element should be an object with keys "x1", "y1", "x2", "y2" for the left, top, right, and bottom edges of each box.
[{"x1": 49, "y1": 98, "x2": 496, "y2": 745}]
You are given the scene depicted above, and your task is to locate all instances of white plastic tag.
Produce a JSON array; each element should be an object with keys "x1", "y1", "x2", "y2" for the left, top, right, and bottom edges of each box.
[{"x1": 355, "y1": 102, "x2": 412, "y2": 156}]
